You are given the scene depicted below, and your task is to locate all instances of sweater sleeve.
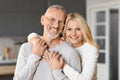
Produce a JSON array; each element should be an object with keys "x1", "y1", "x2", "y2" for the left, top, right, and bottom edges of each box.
[
  {"x1": 52, "y1": 69, "x2": 69, "y2": 80},
  {"x1": 13, "y1": 43, "x2": 41, "y2": 80},
  {"x1": 63, "y1": 64, "x2": 79, "y2": 80},
  {"x1": 63, "y1": 47, "x2": 99, "y2": 80}
]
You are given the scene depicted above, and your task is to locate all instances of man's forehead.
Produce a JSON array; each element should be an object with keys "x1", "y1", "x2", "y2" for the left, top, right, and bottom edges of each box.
[{"x1": 45, "y1": 8, "x2": 66, "y2": 20}]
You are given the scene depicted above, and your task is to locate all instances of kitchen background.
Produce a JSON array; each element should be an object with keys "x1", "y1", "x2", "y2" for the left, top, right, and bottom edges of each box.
[{"x1": 0, "y1": 0, "x2": 119, "y2": 80}]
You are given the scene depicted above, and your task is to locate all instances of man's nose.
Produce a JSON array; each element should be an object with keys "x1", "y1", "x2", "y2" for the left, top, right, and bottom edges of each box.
[{"x1": 53, "y1": 21, "x2": 59, "y2": 27}]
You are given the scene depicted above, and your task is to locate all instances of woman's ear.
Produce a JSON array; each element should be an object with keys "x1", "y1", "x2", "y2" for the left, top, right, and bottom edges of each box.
[{"x1": 41, "y1": 15, "x2": 44, "y2": 25}]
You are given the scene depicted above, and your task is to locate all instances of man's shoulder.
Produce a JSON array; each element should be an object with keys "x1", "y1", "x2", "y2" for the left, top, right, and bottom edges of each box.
[
  {"x1": 61, "y1": 41, "x2": 79, "y2": 55},
  {"x1": 61, "y1": 41, "x2": 74, "y2": 49},
  {"x1": 60, "y1": 42, "x2": 80, "y2": 63},
  {"x1": 60, "y1": 41, "x2": 69, "y2": 47}
]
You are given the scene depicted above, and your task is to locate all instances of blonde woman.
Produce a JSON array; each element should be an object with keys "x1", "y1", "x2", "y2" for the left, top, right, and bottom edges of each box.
[{"x1": 43, "y1": 12, "x2": 99, "y2": 80}]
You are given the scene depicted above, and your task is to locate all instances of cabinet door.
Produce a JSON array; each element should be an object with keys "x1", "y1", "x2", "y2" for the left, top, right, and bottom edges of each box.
[
  {"x1": 0, "y1": 0, "x2": 17, "y2": 36},
  {"x1": 17, "y1": 13, "x2": 43, "y2": 37},
  {"x1": 0, "y1": 0, "x2": 47, "y2": 37},
  {"x1": 0, "y1": 0, "x2": 17, "y2": 11},
  {"x1": 0, "y1": 13, "x2": 17, "y2": 36},
  {"x1": 49, "y1": 0, "x2": 86, "y2": 17},
  {"x1": 17, "y1": 0, "x2": 48, "y2": 12},
  {"x1": 16, "y1": 0, "x2": 48, "y2": 37}
]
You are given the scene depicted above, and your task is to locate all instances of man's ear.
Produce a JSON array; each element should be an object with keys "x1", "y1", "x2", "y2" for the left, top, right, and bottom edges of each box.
[{"x1": 41, "y1": 15, "x2": 44, "y2": 25}]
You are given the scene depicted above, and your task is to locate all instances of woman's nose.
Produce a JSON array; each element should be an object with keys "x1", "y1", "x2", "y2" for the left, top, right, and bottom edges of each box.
[{"x1": 72, "y1": 30, "x2": 76, "y2": 36}]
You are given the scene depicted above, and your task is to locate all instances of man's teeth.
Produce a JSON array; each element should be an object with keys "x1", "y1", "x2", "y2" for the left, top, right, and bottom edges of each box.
[{"x1": 51, "y1": 28, "x2": 57, "y2": 32}]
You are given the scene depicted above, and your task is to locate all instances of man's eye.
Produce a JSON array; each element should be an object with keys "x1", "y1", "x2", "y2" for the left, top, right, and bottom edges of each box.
[
  {"x1": 60, "y1": 21, "x2": 64, "y2": 23},
  {"x1": 50, "y1": 18, "x2": 55, "y2": 22}
]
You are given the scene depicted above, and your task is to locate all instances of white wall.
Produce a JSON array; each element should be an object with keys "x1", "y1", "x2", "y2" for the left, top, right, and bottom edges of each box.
[{"x1": 87, "y1": 0, "x2": 120, "y2": 7}]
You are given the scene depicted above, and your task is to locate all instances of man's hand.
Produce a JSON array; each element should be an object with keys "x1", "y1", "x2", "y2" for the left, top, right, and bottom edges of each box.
[
  {"x1": 32, "y1": 39, "x2": 48, "y2": 57},
  {"x1": 43, "y1": 50, "x2": 65, "y2": 70}
]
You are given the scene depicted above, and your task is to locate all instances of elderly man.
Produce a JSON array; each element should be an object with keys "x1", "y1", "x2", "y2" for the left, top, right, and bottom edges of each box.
[{"x1": 14, "y1": 5, "x2": 81, "y2": 80}]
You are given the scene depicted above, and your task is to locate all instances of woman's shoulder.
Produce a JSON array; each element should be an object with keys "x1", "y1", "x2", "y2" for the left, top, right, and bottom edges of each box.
[
  {"x1": 77, "y1": 42, "x2": 98, "y2": 56},
  {"x1": 84, "y1": 42, "x2": 99, "y2": 56},
  {"x1": 83, "y1": 42, "x2": 97, "y2": 51}
]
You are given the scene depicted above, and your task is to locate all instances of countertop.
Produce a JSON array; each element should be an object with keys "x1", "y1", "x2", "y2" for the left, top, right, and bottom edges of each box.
[
  {"x1": 0, "y1": 59, "x2": 16, "y2": 65},
  {"x1": 0, "y1": 65, "x2": 16, "y2": 75},
  {"x1": 0, "y1": 59, "x2": 16, "y2": 75}
]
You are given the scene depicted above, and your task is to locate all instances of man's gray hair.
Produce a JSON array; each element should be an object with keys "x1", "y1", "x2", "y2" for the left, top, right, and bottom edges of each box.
[{"x1": 45, "y1": 5, "x2": 66, "y2": 15}]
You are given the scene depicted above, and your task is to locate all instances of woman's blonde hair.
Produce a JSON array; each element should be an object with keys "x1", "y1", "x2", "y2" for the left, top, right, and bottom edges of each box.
[{"x1": 63, "y1": 12, "x2": 99, "y2": 50}]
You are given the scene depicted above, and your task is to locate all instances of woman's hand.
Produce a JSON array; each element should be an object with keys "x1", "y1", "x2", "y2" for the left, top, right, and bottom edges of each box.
[
  {"x1": 32, "y1": 39, "x2": 48, "y2": 57},
  {"x1": 43, "y1": 50, "x2": 65, "y2": 70}
]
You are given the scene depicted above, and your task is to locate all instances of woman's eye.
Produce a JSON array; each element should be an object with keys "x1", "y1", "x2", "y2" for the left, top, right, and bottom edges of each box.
[
  {"x1": 67, "y1": 28, "x2": 71, "y2": 31},
  {"x1": 76, "y1": 28, "x2": 81, "y2": 30}
]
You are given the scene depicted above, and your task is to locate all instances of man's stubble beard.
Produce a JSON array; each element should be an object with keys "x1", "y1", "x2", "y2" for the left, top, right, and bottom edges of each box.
[{"x1": 46, "y1": 29, "x2": 60, "y2": 40}]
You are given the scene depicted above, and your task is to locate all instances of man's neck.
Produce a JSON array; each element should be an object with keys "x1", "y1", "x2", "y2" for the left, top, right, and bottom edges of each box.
[{"x1": 42, "y1": 35, "x2": 63, "y2": 48}]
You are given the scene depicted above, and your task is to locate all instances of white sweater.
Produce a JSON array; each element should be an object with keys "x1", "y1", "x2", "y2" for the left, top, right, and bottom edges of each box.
[{"x1": 63, "y1": 42, "x2": 99, "y2": 80}]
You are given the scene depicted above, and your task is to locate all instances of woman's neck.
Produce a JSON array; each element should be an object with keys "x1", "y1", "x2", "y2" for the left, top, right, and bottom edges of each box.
[{"x1": 72, "y1": 41, "x2": 85, "y2": 48}]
